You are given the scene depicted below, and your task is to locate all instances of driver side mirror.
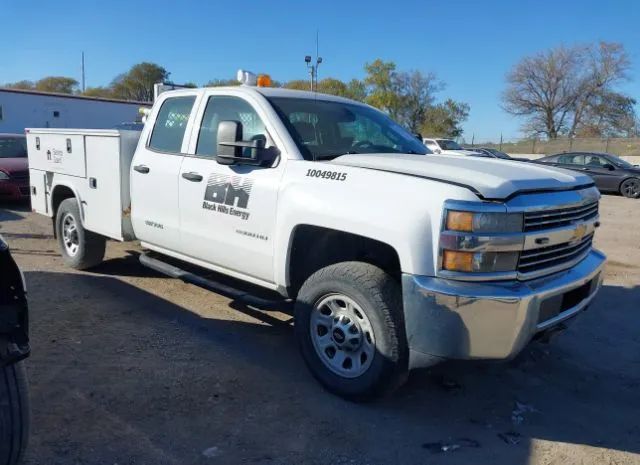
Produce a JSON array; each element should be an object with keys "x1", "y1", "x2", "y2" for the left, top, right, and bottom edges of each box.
[
  {"x1": 602, "y1": 163, "x2": 615, "y2": 171},
  {"x1": 216, "y1": 120, "x2": 267, "y2": 166}
]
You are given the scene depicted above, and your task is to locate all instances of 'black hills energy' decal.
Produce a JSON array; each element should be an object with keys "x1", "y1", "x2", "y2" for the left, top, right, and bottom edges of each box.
[{"x1": 202, "y1": 174, "x2": 253, "y2": 220}]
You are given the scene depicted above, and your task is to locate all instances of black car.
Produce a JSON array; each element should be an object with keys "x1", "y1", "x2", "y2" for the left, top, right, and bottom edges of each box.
[
  {"x1": 463, "y1": 147, "x2": 530, "y2": 161},
  {"x1": 535, "y1": 152, "x2": 640, "y2": 198},
  {"x1": 0, "y1": 235, "x2": 30, "y2": 465}
]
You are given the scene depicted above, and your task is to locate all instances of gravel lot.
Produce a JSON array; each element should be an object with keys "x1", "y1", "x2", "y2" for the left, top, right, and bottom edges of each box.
[{"x1": 0, "y1": 195, "x2": 638, "y2": 465}]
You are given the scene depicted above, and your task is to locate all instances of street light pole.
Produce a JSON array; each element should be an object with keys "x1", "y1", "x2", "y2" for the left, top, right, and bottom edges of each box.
[{"x1": 305, "y1": 55, "x2": 322, "y2": 91}]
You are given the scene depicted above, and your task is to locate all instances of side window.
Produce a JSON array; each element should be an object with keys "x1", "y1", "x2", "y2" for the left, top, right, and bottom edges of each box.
[
  {"x1": 585, "y1": 155, "x2": 605, "y2": 167},
  {"x1": 149, "y1": 96, "x2": 196, "y2": 153},
  {"x1": 558, "y1": 154, "x2": 584, "y2": 165},
  {"x1": 196, "y1": 96, "x2": 267, "y2": 157}
]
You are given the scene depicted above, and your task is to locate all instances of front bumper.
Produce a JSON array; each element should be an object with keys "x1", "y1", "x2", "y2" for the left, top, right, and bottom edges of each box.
[
  {"x1": 402, "y1": 249, "x2": 606, "y2": 368},
  {"x1": 0, "y1": 179, "x2": 30, "y2": 200}
]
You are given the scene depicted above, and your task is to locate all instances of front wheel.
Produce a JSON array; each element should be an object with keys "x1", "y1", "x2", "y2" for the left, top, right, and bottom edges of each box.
[
  {"x1": 620, "y1": 178, "x2": 640, "y2": 199},
  {"x1": 55, "y1": 198, "x2": 106, "y2": 270},
  {"x1": 0, "y1": 362, "x2": 30, "y2": 465},
  {"x1": 294, "y1": 262, "x2": 408, "y2": 401}
]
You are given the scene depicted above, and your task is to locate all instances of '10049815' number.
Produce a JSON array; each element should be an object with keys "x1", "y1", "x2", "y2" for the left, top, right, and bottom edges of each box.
[{"x1": 306, "y1": 169, "x2": 347, "y2": 181}]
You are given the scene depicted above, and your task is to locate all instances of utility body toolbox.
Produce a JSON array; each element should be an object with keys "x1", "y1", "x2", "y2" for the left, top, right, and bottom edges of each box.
[{"x1": 26, "y1": 128, "x2": 141, "y2": 241}]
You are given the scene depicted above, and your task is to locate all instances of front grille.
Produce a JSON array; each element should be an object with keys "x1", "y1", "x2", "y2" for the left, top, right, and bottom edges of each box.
[
  {"x1": 519, "y1": 233, "x2": 593, "y2": 275},
  {"x1": 524, "y1": 201, "x2": 599, "y2": 231}
]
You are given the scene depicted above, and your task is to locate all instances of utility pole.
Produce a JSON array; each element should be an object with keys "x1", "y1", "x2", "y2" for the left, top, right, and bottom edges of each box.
[{"x1": 81, "y1": 51, "x2": 86, "y2": 92}]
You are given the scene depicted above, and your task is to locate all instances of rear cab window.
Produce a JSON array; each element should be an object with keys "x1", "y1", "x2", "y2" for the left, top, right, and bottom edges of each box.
[{"x1": 149, "y1": 96, "x2": 197, "y2": 153}]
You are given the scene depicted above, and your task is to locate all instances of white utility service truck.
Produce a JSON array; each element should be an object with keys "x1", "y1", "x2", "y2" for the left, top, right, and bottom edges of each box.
[{"x1": 26, "y1": 71, "x2": 606, "y2": 400}]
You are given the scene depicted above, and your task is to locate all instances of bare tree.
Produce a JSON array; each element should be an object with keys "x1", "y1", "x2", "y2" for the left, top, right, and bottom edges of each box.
[
  {"x1": 503, "y1": 42, "x2": 634, "y2": 139},
  {"x1": 396, "y1": 70, "x2": 443, "y2": 132},
  {"x1": 502, "y1": 46, "x2": 581, "y2": 138},
  {"x1": 569, "y1": 42, "x2": 631, "y2": 136}
]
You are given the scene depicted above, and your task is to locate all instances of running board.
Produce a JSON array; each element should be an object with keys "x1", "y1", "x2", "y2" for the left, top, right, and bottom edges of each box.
[{"x1": 139, "y1": 252, "x2": 287, "y2": 309}]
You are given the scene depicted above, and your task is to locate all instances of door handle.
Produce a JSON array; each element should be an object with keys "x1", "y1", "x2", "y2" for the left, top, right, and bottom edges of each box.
[
  {"x1": 181, "y1": 172, "x2": 203, "y2": 182},
  {"x1": 134, "y1": 165, "x2": 150, "y2": 174}
]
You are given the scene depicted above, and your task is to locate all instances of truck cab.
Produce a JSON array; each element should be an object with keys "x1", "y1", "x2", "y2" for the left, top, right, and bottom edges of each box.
[{"x1": 27, "y1": 75, "x2": 606, "y2": 400}]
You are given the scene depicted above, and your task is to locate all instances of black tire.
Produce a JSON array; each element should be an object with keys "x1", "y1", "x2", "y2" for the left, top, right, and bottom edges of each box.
[
  {"x1": 620, "y1": 178, "x2": 640, "y2": 199},
  {"x1": 294, "y1": 262, "x2": 408, "y2": 401},
  {"x1": 55, "y1": 198, "x2": 106, "y2": 270},
  {"x1": 0, "y1": 362, "x2": 30, "y2": 465}
]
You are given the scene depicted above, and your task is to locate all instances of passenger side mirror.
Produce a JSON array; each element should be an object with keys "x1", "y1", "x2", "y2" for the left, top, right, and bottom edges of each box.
[
  {"x1": 216, "y1": 120, "x2": 267, "y2": 166},
  {"x1": 602, "y1": 163, "x2": 615, "y2": 171}
]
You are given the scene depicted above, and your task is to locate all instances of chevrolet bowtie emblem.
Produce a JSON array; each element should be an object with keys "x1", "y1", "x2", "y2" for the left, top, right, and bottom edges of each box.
[{"x1": 572, "y1": 223, "x2": 587, "y2": 242}]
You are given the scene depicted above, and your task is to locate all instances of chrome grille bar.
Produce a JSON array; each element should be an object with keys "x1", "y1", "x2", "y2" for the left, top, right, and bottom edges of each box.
[
  {"x1": 519, "y1": 235, "x2": 593, "y2": 273},
  {"x1": 524, "y1": 201, "x2": 599, "y2": 231}
]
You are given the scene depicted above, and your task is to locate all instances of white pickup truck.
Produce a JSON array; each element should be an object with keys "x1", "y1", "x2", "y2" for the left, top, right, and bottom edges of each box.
[
  {"x1": 26, "y1": 74, "x2": 606, "y2": 400},
  {"x1": 423, "y1": 137, "x2": 482, "y2": 156}
]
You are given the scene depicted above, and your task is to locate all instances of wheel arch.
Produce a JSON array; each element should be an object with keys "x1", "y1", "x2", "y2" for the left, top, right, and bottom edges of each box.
[
  {"x1": 50, "y1": 183, "x2": 83, "y2": 237},
  {"x1": 284, "y1": 224, "x2": 402, "y2": 298}
]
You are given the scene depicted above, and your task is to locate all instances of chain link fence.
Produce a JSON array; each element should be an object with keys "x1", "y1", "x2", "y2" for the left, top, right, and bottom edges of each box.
[{"x1": 463, "y1": 137, "x2": 640, "y2": 159}]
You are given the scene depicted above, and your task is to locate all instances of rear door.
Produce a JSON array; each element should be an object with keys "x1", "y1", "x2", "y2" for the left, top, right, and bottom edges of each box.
[
  {"x1": 555, "y1": 153, "x2": 585, "y2": 172},
  {"x1": 130, "y1": 93, "x2": 198, "y2": 251},
  {"x1": 177, "y1": 93, "x2": 283, "y2": 283}
]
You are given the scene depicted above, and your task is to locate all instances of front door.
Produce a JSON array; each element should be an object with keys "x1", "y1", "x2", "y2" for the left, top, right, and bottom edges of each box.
[
  {"x1": 130, "y1": 94, "x2": 197, "y2": 251},
  {"x1": 178, "y1": 94, "x2": 282, "y2": 283},
  {"x1": 582, "y1": 155, "x2": 625, "y2": 191}
]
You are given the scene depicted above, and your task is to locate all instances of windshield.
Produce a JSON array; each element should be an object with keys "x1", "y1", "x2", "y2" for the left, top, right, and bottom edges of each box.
[
  {"x1": 0, "y1": 137, "x2": 27, "y2": 158},
  {"x1": 267, "y1": 97, "x2": 428, "y2": 160},
  {"x1": 608, "y1": 155, "x2": 634, "y2": 169},
  {"x1": 437, "y1": 139, "x2": 463, "y2": 150}
]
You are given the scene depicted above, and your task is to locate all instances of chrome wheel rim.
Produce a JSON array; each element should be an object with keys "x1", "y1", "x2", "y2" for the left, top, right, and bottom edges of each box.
[
  {"x1": 61, "y1": 213, "x2": 79, "y2": 256},
  {"x1": 310, "y1": 294, "x2": 376, "y2": 379}
]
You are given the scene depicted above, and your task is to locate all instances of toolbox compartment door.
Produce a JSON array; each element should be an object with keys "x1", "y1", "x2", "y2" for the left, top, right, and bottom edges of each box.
[
  {"x1": 26, "y1": 133, "x2": 87, "y2": 178},
  {"x1": 28, "y1": 169, "x2": 48, "y2": 215}
]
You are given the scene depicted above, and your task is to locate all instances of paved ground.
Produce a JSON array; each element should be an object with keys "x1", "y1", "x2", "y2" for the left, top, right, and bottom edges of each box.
[{"x1": 0, "y1": 195, "x2": 638, "y2": 465}]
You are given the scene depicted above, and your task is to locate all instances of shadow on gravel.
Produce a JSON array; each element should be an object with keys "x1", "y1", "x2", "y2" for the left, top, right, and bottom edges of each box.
[
  {"x1": 21, "y1": 270, "x2": 640, "y2": 465},
  {"x1": 0, "y1": 203, "x2": 29, "y2": 223}
]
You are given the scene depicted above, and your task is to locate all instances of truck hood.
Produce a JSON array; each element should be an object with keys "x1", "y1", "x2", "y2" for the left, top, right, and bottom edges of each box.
[{"x1": 330, "y1": 153, "x2": 594, "y2": 200}]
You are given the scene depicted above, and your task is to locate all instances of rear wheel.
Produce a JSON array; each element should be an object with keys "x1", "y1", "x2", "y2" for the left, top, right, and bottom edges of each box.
[
  {"x1": 294, "y1": 262, "x2": 408, "y2": 401},
  {"x1": 56, "y1": 198, "x2": 106, "y2": 269},
  {"x1": 620, "y1": 178, "x2": 640, "y2": 198},
  {"x1": 0, "y1": 361, "x2": 30, "y2": 465}
]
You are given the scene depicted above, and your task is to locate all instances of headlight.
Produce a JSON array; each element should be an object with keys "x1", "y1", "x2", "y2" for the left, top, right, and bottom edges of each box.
[
  {"x1": 446, "y1": 210, "x2": 523, "y2": 233},
  {"x1": 0, "y1": 171, "x2": 9, "y2": 180},
  {"x1": 440, "y1": 207, "x2": 524, "y2": 275}
]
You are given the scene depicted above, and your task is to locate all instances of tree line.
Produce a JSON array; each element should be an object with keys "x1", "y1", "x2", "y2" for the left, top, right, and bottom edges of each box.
[
  {"x1": 503, "y1": 41, "x2": 638, "y2": 139},
  {"x1": 2, "y1": 60, "x2": 469, "y2": 138},
  {"x1": 5, "y1": 41, "x2": 636, "y2": 140}
]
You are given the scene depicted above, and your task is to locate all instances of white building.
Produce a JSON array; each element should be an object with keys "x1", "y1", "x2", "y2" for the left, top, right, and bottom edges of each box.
[{"x1": 0, "y1": 88, "x2": 150, "y2": 134}]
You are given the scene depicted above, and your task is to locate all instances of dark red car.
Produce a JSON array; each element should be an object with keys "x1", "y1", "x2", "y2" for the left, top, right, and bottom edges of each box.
[{"x1": 0, "y1": 134, "x2": 30, "y2": 202}]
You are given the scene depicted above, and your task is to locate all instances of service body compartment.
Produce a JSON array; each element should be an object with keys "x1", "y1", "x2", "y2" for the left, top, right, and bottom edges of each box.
[{"x1": 26, "y1": 128, "x2": 141, "y2": 241}]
